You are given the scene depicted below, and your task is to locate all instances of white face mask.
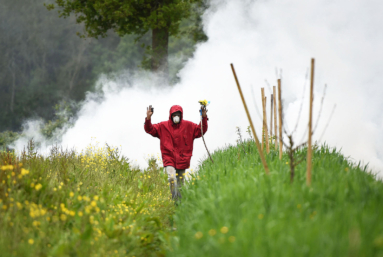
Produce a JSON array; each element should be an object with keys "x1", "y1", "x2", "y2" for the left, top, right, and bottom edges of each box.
[{"x1": 173, "y1": 116, "x2": 180, "y2": 124}]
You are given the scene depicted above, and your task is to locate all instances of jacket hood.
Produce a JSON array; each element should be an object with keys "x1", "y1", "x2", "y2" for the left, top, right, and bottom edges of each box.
[{"x1": 169, "y1": 105, "x2": 183, "y2": 122}]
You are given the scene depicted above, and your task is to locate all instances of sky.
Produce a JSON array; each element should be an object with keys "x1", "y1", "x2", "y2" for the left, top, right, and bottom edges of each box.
[{"x1": 14, "y1": 0, "x2": 383, "y2": 177}]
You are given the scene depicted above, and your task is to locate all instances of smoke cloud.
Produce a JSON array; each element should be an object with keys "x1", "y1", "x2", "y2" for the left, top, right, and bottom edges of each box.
[{"x1": 14, "y1": 0, "x2": 383, "y2": 177}]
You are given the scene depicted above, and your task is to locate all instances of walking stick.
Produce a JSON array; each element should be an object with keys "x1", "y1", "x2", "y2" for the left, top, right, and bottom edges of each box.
[{"x1": 198, "y1": 100, "x2": 214, "y2": 163}]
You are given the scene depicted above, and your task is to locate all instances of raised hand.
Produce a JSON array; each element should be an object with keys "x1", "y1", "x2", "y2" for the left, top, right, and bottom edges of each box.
[
  {"x1": 147, "y1": 105, "x2": 153, "y2": 120},
  {"x1": 201, "y1": 106, "x2": 208, "y2": 117}
]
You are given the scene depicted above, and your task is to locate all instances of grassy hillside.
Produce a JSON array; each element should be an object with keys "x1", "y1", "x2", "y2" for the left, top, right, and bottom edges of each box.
[
  {"x1": 169, "y1": 140, "x2": 383, "y2": 257},
  {"x1": 0, "y1": 142, "x2": 174, "y2": 257}
]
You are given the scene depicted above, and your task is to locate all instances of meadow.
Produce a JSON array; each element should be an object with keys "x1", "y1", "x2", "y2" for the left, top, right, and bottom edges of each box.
[
  {"x1": 0, "y1": 141, "x2": 174, "y2": 257},
  {"x1": 168, "y1": 139, "x2": 383, "y2": 257},
  {"x1": 1, "y1": 136, "x2": 383, "y2": 257}
]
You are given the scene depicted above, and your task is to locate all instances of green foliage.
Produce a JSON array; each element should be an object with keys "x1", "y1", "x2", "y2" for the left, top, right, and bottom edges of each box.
[
  {"x1": 170, "y1": 141, "x2": 383, "y2": 256},
  {"x1": 0, "y1": 131, "x2": 20, "y2": 150},
  {"x1": 0, "y1": 142, "x2": 174, "y2": 256},
  {"x1": 48, "y1": 0, "x2": 205, "y2": 39}
]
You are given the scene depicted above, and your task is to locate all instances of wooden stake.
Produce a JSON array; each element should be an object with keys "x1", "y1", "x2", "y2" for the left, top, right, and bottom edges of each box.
[
  {"x1": 307, "y1": 58, "x2": 315, "y2": 186},
  {"x1": 273, "y1": 86, "x2": 277, "y2": 150},
  {"x1": 231, "y1": 64, "x2": 269, "y2": 174},
  {"x1": 270, "y1": 94, "x2": 273, "y2": 139},
  {"x1": 261, "y1": 89, "x2": 265, "y2": 151},
  {"x1": 278, "y1": 79, "x2": 283, "y2": 160},
  {"x1": 262, "y1": 92, "x2": 270, "y2": 154}
]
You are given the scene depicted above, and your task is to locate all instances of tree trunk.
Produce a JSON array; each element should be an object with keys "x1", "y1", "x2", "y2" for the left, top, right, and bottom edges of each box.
[{"x1": 152, "y1": 27, "x2": 169, "y2": 79}]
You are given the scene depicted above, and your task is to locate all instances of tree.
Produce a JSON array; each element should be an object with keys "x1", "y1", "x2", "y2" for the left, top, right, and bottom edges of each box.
[{"x1": 46, "y1": 0, "x2": 206, "y2": 79}]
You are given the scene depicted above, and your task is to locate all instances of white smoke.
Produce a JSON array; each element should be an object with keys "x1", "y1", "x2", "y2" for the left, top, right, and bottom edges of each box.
[{"x1": 13, "y1": 0, "x2": 383, "y2": 177}]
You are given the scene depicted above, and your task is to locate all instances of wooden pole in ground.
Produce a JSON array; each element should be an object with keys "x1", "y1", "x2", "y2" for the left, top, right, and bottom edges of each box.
[
  {"x1": 307, "y1": 58, "x2": 315, "y2": 186},
  {"x1": 270, "y1": 94, "x2": 273, "y2": 139},
  {"x1": 261, "y1": 88, "x2": 270, "y2": 153},
  {"x1": 263, "y1": 95, "x2": 270, "y2": 154},
  {"x1": 261, "y1": 88, "x2": 265, "y2": 151},
  {"x1": 231, "y1": 64, "x2": 269, "y2": 174},
  {"x1": 273, "y1": 86, "x2": 277, "y2": 150},
  {"x1": 278, "y1": 79, "x2": 283, "y2": 160}
]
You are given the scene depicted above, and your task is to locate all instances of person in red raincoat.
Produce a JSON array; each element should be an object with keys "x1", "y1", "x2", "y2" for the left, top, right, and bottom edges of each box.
[{"x1": 144, "y1": 104, "x2": 208, "y2": 200}]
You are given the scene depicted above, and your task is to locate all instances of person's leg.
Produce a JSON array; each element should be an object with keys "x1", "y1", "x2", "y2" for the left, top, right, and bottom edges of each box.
[
  {"x1": 176, "y1": 169, "x2": 186, "y2": 199},
  {"x1": 165, "y1": 166, "x2": 178, "y2": 200}
]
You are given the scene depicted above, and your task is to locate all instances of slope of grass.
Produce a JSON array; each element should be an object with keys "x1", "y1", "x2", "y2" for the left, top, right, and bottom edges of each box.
[
  {"x1": 169, "y1": 141, "x2": 383, "y2": 257},
  {"x1": 0, "y1": 143, "x2": 174, "y2": 257}
]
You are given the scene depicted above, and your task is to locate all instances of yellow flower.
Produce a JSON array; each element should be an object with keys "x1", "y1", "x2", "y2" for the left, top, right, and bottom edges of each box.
[
  {"x1": 220, "y1": 226, "x2": 229, "y2": 234},
  {"x1": 60, "y1": 214, "x2": 67, "y2": 221},
  {"x1": 69, "y1": 192, "x2": 74, "y2": 197},
  {"x1": 35, "y1": 184, "x2": 42, "y2": 191},
  {"x1": 195, "y1": 232, "x2": 203, "y2": 239},
  {"x1": 229, "y1": 236, "x2": 236, "y2": 243},
  {"x1": 21, "y1": 168, "x2": 29, "y2": 175},
  {"x1": 77, "y1": 196, "x2": 82, "y2": 201},
  {"x1": 32, "y1": 221, "x2": 40, "y2": 227},
  {"x1": 28, "y1": 239, "x2": 34, "y2": 245},
  {"x1": 258, "y1": 214, "x2": 264, "y2": 220},
  {"x1": 78, "y1": 211, "x2": 83, "y2": 217},
  {"x1": 208, "y1": 229, "x2": 217, "y2": 236},
  {"x1": 91, "y1": 201, "x2": 97, "y2": 207},
  {"x1": 93, "y1": 196, "x2": 99, "y2": 201},
  {"x1": 69, "y1": 211, "x2": 75, "y2": 216}
]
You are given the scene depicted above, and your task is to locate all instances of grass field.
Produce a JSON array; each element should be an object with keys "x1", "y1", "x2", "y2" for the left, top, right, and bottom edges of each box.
[
  {"x1": 1, "y1": 137, "x2": 383, "y2": 257},
  {"x1": 168, "y1": 140, "x2": 383, "y2": 257},
  {"x1": 0, "y1": 142, "x2": 174, "y2": 257}
]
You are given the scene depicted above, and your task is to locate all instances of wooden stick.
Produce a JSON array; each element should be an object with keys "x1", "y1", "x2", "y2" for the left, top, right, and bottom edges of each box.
[
  {"x1": 307, "y1": 58, "x2": 315, "y2": 186},
  {"x1": 278, "y1": 79, "x2": 283, "y2": 160},
  {"x1": 261, "y1": 88, "x2": 265, "y2": 151},
  {"x1": 273, "y1": 86, "x2": 277, "y2": 150},
  {"x1": 270, "y1": 94, "x2": 273, "y2": 139},
  {"x1": 263, "y1": 94, "x2": 270, "y2": 154},
  {"x1": 231, "y1": 64, "x2": 269, "y2": 174}
]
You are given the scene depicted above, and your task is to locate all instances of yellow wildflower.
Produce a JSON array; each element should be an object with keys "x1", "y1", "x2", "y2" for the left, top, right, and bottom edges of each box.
[
  {"x1": 208, "y1": 229, "x2": 217, "y2": 236},
  {"x1": 60, "y1": 214, "x2": 67, "y2": 221},
  {"x1": 220, "y1": 227, "x2": 229, "y2": 234},
  {"x1": 69, "y1": 192, "x2": 74, "y2": 197},
  {"x1": 195, "y1": 232, "x2": 203, "y2": 239},
  {"x1": 28, "y1": 239, "x2": 34, "y2": 245},
  {"x1": 35, "y1": 184, "x2": 42, "y2": 191},
  {"x1": 21, "y1": 168, "x2": 29, "y2": 175}
]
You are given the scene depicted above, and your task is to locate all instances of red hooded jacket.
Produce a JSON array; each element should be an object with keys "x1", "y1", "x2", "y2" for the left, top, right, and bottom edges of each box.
[{"x1": 144, "y1": 105, "x2": 208, "y2": 169}]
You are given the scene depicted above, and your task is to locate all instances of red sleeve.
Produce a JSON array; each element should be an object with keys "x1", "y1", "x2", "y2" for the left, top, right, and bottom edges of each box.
[
  {"x1": 144, "y1": 118, "x2": 160, "y2": 138},
  {"x1": 193, "y1": 116, "x2": 208, "y2": 139}
]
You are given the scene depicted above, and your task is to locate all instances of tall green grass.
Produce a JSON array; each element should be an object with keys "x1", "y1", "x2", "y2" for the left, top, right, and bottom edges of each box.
[
  {"x1": 0, "y1": 142, "x2": 174, "y2": 257},
  {"x1": 169, "y1": 140, "x2": 383, "y2": 256}
]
